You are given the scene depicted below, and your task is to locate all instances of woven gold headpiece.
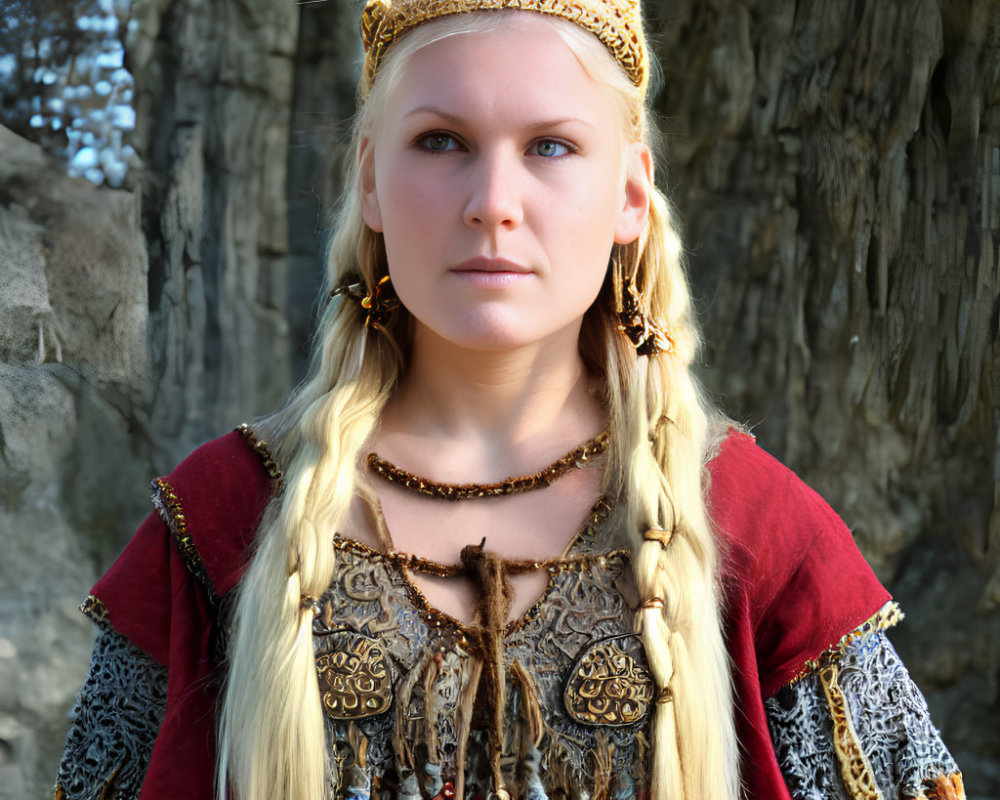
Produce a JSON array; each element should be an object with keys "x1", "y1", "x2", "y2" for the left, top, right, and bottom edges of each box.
[{"x1": 361, "y1": 0, "x2": 648, "y2": 97}]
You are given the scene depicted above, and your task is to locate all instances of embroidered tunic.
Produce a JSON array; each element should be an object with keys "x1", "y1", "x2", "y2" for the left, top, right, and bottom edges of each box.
[
  {"x1": 54, "y1": 429, "x2": 964, "y2": 800},
  {"x1": 314, "y1": 500, "x2": 652, "y2": 800}
]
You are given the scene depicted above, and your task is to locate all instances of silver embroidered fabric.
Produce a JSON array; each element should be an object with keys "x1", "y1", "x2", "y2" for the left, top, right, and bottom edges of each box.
[
  {"x1": 55, "y1": 628, "x2": 168, "y2": 800},
  {"x1": 765, "y1": 632, "x2": 959, "y2": 799},
  {"x1": 838, "y1": 633, "x2": 959, "y2": 796},
  {"x1": 316, "y1": 501, "x2": 650, "y2": 800}
]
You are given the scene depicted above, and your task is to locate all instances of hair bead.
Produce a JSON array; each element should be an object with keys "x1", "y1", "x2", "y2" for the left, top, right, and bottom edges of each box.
[
  {"x1": 300, "y1": 595, "x2": 321, "y2": 616},
  {"x1": 643, "y1": 528, "x2": 674, "y2": 548}
]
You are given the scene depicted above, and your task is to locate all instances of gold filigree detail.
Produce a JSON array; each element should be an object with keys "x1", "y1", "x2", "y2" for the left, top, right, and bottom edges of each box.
[
  {"x1": 236, "y1": 423, "x2": 284, "y2": 491},
  {"x1": 820, "y1": 660, "x2": 883, "y2": 800},
  {"x1": 563, "y1": 634, "x2": 654, "y2": 727},
  {"x1": 315, "y1": 630, "x2": 393, "y2": 720},
  {"x1": 911, "y1": 773, "x2": 966, "y2": 800},
  {"x1": 361, "y1": 0, "x2": 648, "y2": 95}
]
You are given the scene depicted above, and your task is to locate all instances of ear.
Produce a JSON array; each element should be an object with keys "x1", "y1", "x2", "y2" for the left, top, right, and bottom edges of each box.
[
  {"x1": 359, "y1": 137, "x2": 384, "y2": 232},
  {"x1": 613, "y1": 143, "x2": 652, "y2": 245}
]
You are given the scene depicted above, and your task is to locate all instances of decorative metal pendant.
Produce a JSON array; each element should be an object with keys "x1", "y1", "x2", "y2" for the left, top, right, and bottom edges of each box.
[
  {"x1": 315, "y1": 630, "x2": 393, "y2": 720},
  {"x1": 617, "y1": 279, "x2": 674, "y2": 357},
  {"x1": 563, "y1": 634, "x2": 654, "y2": 727}
]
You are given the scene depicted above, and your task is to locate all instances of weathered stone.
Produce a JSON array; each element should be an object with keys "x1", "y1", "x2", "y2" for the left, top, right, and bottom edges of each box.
[{"x1": 653, "y1": 0, "x2": 998, "y2": 790}]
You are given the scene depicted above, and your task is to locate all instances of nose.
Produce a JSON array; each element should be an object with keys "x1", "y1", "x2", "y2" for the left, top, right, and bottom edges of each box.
[{"x1": 462, "y1": 148, "x2": 524, "y2": 231}]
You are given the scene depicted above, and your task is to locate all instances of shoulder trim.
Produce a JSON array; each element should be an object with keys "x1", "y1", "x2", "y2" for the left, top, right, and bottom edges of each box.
[
  {"x1": 152, "y1": 477, "x2": 220, "y2": 606},
  {"x1": 148, "y1": 427, "x2": 279, "y2": 600},
  {"x1": 80, "y1": 594, "x2": 112, "y2": 631},
  {"x1": 236, "y1": 423, "x2": 284, "y2": 489},
  {"x1": 788, "y1": 601, "x2": 903, "y2": 686}
]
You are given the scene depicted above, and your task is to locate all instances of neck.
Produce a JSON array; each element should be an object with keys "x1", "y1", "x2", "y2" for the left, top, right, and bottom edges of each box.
[{"x1": 377, "y1": 323, "x2": 604, "y2": 466}]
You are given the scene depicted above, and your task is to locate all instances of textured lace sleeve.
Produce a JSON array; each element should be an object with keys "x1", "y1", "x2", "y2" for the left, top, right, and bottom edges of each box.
[
  {"x1": 765, "y1": 625, "x2": 964, "y2": 800},
  {"x1": 54, "y1": 627, "x2": 168, "y2": 800}
]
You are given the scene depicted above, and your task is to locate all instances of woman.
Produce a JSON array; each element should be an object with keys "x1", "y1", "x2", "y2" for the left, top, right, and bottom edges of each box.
[{"x1": 55, "y1": 2, "x2": 964, "y2": 799}]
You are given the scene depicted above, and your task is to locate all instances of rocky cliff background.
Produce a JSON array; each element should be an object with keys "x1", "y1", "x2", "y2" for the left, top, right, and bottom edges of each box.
[{"x1": 0, "y1": 0, "x2": 996, "y2": 797}]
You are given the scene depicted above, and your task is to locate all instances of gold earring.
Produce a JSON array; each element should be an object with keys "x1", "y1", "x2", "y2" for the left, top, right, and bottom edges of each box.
[
  {"x1": 613, "y1": 251, "x2": 674, "y2": 357},
  {"x1": 330, "y1": 274, "x2": 400, "y2": 338}
]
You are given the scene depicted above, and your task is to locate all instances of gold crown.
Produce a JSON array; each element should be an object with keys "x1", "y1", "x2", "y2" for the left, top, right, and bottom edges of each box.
[{"x1": 361, "y1": 0, "x2": 648, "y2": 96}]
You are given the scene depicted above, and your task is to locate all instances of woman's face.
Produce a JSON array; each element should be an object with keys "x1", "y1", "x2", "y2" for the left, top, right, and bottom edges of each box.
[{"x1": 361, "y1": 13, "x2": 650, "y2": 353}]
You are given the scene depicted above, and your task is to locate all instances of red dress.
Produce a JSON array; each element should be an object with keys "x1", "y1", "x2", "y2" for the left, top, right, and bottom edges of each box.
[{"x1": 55, "y1": 429, "x2": 962, "y2": 800}]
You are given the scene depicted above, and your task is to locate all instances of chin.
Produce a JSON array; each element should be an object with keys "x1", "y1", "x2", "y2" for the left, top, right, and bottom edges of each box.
[
  {"x1": 443, "y1": 328, "x2": 537, "y2": 353},
  {"x1": 440, "y1": 320, "x2": 583, "y2": 355},
  {"x1": 412, "y1": 306, "x2": 583, "y2": 354}
]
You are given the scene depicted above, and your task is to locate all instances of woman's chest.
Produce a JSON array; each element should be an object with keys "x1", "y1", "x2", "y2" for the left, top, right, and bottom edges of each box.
[{"x1": 312, "y1": 507, "x2": 654, "y2": 800}]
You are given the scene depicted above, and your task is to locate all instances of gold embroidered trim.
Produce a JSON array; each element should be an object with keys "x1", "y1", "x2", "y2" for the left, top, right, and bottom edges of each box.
[
  {"x1": 332, "y1": 497, "x2": 620, "y2": 638},
  {"x1": 154, "y1": 478, "x2": 219, "y2": 605},
  {"x1": 788, "y1": 601, "x2": 903, "y2": 686},
  {"x1": 79, "y1": 594, "x2": 111, "y2": 630},
  {"x1": 820, "y1": 660, "x2": 884, "y2": 800},
  {"x1": 236, "y1": 423, "x2": 284, "y2": 490}
]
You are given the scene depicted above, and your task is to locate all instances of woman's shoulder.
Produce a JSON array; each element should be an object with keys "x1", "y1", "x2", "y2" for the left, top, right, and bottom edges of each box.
[
  {"x1": 65, "y1": 429, "x2": 274, "y2": 796},
  {"x1": 151, "y1": 425, "x2": 279, "y2": 597},
  {"x1": 705, "y1": 428, "x2": 847, "y2": 558},
  {"x1": 706, "y1": 428, "x2": 891, "y2": 694},
  {"x1": 162, "y1": 424, "x2": 279, "y2": 498},
  {"x1": 87, "y1": 426, "x2": 278, "y2": 651}
]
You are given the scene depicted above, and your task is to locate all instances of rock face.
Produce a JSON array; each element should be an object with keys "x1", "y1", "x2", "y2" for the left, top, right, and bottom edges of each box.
[
  {"x1": 126, "y1": 0, "x2": 302, "y2": 466},
  {"x1": 648, "y1": 0, "x2": 1000, "y2": 793},
  {"x1": 0, "y1": 0, "x2": 996, "y2": 798},
  {"x1": 0, "y1": 126, "x2": 152, "y2": 799}
]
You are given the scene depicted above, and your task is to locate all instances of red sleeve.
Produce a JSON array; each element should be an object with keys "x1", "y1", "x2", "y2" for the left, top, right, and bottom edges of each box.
[
  {"x1": 81, "y1": 429, "x2": 275, "y2": 800},
  {"x1": 708, "y1": 431, "x2": 891, "y2": 698},
  {"x1": 89, "y1": 430, "x2": 273, "y2": 654}
]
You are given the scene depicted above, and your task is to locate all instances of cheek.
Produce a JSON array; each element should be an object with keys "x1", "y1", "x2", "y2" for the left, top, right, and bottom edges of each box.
[
  {"x1": 380, "y1": 172, "x2": 441, "y2": 234},
  {"x1": 547, "y1": 168, "x2": 622, "y2": 262}
]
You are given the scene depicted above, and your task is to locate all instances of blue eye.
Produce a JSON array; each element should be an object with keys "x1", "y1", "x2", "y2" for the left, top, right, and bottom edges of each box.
[
  {"x1": 532, "y1": 140, "x2": 570, "y2": 157},
  {"x1": 420, "y1": 133, "x2": 460, "y2": 152}
]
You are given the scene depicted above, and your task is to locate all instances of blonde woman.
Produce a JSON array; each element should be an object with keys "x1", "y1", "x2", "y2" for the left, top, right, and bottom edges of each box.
[{"x1": 55, "y1": 2, "x2": 964, "y2": 800}]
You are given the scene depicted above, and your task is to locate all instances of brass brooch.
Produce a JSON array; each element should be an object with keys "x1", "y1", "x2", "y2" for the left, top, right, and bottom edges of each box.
[
  {"x1": 563, "y1": 633, "x2": 654, "y2": 727},
  {"x1": 315, "y1": 629, "x2": 394, "y2": 720}
]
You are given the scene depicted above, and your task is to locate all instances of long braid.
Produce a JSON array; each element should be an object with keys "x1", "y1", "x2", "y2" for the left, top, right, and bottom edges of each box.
[
  {"x1": 216, "y1": 138, "x2": 405, "y2": 797},
  {"x1": 600, "y1": 187, "x2": 739, "y2": 799}
]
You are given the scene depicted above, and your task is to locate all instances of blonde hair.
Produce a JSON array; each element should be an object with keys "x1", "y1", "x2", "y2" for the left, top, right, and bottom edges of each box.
[{"x1": 217, "y1": 10, "x2": 738, "y2": 800}]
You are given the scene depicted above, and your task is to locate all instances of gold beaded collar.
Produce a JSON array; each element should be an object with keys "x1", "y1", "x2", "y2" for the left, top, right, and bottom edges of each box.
[{"x1": 360, "y1": 0, "x2": 648, "y2": 97}]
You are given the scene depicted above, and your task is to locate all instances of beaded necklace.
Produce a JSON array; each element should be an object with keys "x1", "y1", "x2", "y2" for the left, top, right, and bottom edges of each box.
[{"x1": 366, "y1": 430, "x2": 609, "y2": 500}]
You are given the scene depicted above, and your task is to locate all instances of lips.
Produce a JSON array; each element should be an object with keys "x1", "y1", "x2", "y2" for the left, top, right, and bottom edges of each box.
[
  {"x1": 448, "y1": 256, "x2": 534, "y2": 288},
  {"x1": 450, "y1": 256, "x2": 532, "y2": 274}
]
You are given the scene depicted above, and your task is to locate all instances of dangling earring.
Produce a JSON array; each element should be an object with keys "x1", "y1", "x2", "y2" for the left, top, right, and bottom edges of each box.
[
  {"x1": 330, "y1": 274, "x2": 400, "y2": 339},
  {"x1": 612, "y1": 249, "x2": 675, "y2": 357}
]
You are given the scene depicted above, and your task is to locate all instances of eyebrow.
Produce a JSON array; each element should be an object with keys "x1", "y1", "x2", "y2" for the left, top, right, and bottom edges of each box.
[{"x1": 403, "y1": 105, "x2": 597, "y2": 131}]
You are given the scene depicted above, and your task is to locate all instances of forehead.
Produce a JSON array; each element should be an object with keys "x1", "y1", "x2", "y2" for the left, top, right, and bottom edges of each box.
[{"x1": 382, "y1": 13, "x2": 615, "y2": 120}]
